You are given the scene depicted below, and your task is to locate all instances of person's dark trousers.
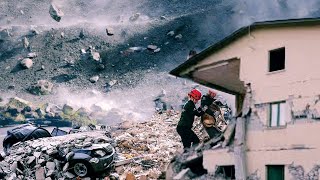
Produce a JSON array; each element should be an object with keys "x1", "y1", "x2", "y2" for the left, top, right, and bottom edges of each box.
[
  {"x1": 205, "y1": 126, "x2": 220, "y2": 139},
  {"x1": 177, "y1": 126, "x2": 200, "y2": 149}
]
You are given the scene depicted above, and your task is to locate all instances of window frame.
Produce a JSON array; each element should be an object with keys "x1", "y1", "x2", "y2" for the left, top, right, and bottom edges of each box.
[
  {"x1": 269, "y1": 101, "x2": 286, "y2": 127},
  {"x1": 268, "y1": 47, "x2": 286, "y2": 73},
  {"x1": 266, "y1": 165, "x2": 285, "y2": 180}
]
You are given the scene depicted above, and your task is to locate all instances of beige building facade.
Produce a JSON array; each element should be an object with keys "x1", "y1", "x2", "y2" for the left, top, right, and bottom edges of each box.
[{"x1": 170, "y1": 18, "x2": 320, "y2": 180}]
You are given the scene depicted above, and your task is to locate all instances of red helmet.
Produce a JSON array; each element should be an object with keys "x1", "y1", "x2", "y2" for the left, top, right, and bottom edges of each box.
[
  {"x1": 188, "y1": 89, "x2": 202, "y2": 101},
  {"x1": 208, "y1": 90, "x2": 217, "y2": 98}
]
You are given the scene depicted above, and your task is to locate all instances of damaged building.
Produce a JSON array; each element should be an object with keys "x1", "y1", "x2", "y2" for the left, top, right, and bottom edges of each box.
[{"x1": 170, "y1": 17, "x2": 320, "y2": 180}]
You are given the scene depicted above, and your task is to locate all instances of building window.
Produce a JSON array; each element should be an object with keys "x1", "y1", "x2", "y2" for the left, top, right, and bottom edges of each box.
[
  {"x1": 269, "y1": 102, "x2": 286, "y2": 127},
  {"x1": 267, "y1": 165, "x2": 285, "y2": 180},
  {"x1": 269, "y1": 47, "x2": 285, "y2": 72},
  {"x1": 216, "y1": 165, "x2": 235, "y2": 179}
]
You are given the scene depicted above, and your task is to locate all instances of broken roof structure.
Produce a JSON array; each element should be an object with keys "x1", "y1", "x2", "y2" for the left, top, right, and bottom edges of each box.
[{"x1": 170, "y1": 17, "x2": 320, "y2": 180}]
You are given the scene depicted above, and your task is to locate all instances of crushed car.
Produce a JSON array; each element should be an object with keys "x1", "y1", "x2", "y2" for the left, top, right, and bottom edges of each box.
[
  {"x1": 68, "y1": 143, "x2": 115, "y2": 177},
  {"x1": 2, "y1": 124, "x2": 51, "y2": 154}
]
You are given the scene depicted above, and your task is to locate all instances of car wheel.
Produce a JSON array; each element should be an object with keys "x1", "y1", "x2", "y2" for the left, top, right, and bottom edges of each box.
[{"x1": 72, "y1": 161, "x2": 92, "y2": 177}]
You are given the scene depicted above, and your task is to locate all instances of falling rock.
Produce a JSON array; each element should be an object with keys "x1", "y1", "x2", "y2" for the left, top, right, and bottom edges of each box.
[
  {"x1": 106, "y1": 28, "x2": 114, "y2": 36},
  {"x1": 147, "y1": 45, "x2": 158, "y2": 50},
  {"x1": 27, "y1": 52, "x2": 37, "y2": 58},
  {"x1": 28, "y1": 80, "x2": 53, "y2": 95},
  {"x1": 35, "y1": 167, "x2": 45, "y2": 180},
  {"x1": 89, "y1": 75, "x2": 99, "y2": 83},
  {"x1": 167, "y1": 31, "x2": 175, "y2": 36},
  {"x1": 49, "y1": 3, "x2": 64, "y2": 22},
  {"x1": 21, "y1": 58, "x2": 33, "y2": 69},
  {"x1": 175, "y1": 34, "x2": 182, "y2": 39},
  {"x1": 22, "y1": 37, "x2": 29, "y2": 49}
]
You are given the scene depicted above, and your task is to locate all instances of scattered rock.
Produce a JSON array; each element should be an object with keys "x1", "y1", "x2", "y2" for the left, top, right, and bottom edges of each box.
[
  {"x1": 125, "y1": 172, "x2": 136, "y2": 180},
  {"x1": 49, "y1": 3, "x2": 64, "y2": 22},
  {"x1": 27, "y1": 52, "x2": 37, "y2": 58},
  {"x1": 0, "y1": 29, "x2": 11, "y2": 40},
  {"x1": 147, "y1": 45, "x2": 158, "y2": 51},
  {"x1": 20, "y1": 58, "x2": 33, "y2": 69},
  {"x1": 175, "y1": 34, "x2": 182, "y2": 39},
  {"x1": 89, "y1": 75, "x2": 99, "y2": 83},
  {"x1": 28, "y1": 80, "x2": 53, "y2": 95},
  {"x1": 106, "y1": 28, "x2": 114, "y2": 36},
  {"x1": 79, "y1": 29, "x2": 85, "y2": 38},
  {"x1": 30, "y1": 27, "x2": 40, "y2": 35},
  {"x1": 127, "y1": 47, "x2": 146, "y2": 53},
  {"x1": 154, "y1": 48, "x2": 161, "y2": 53},
  {"x1": 167, "y1": 31, "x2": 175, "y2": 36},
  {"x1": 35, "y1": 167, "x2": 45, "y2": 180},
  {"x1": 97, "y1": 64, "x2": 105, "y2": 71},
  {"x1": 108, "y1": 80, "x2": 117, "y2": 87},
  {"x1": 22, "y1": 37, "x2": 29, "y2": 49},
  {"x1": 91, "y1": 52, "x2": 101, "y2": 62}
]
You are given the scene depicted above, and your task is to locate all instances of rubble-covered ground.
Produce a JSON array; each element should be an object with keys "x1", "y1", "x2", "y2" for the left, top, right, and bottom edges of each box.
[{"x1": 0, "y1": 111, "x2": 183, "y2": 180}]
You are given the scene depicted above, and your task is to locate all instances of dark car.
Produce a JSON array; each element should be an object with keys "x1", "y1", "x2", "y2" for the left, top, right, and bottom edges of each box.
[
  {"x1": 3, "y1": 124, "x2": 51, "y2": 154},
  {"x1": 69, "y1": 143, "x2": 115, "y2": 177}
]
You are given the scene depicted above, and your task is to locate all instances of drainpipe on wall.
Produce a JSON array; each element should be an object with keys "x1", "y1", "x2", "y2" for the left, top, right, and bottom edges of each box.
[{"x1": 234, "y1": 83, "x2": 252, "y2": 180}]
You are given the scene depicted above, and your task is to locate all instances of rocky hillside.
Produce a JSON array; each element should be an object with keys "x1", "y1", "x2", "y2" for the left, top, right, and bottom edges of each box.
[{"x1": 1, "y1": 0, "x2": 320, "y2": 123}]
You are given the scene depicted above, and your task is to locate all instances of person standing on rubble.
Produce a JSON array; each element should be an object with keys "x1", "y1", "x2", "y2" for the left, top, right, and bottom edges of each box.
[{"x1": 177, "y1": 89, "x2": 204, "y2": 149}]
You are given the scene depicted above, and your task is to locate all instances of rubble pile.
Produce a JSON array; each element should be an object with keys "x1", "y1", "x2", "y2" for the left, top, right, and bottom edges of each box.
[
  {"x1": 0, "y1": 111, "x2": 184, "y2": 179},
  {"x1": 0, "y1": 131, "x2": 115, "y2": 179},
  {"x1": 110, "y1": 111, "x2": 183, "y2": 179}
]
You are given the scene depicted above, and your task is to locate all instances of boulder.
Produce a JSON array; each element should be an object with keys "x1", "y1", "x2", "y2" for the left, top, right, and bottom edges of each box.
[
  {"x1": 62, "y1": 104, "x2": 74, "y2": 115},
  {"x1": 175, "y1": 34, "x2": 182, "y2": 39},
  {"x1": 89, "y1": 75, "x2": 99, "y2": 83},
  {"x1": 7, "y1": 97, "x2": 30, "y2": 109},
  {"x1": 49, "y1": 3, "x2": 64, "y2": 22},
  {"x1": 20, "y1": 58, "x2": 33, "y2": 69},
  {"x1": 28, "y1": 80, "x2": 53, "y2": 95}
]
